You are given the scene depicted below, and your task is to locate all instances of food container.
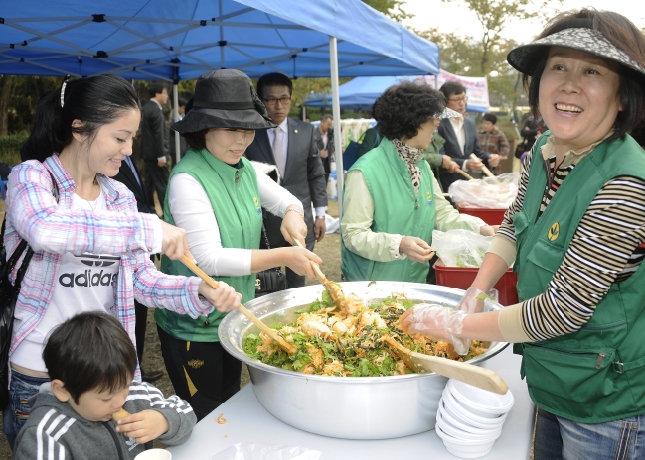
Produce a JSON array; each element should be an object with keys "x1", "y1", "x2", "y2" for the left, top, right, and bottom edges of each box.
[
  {"x1": 219, "y1": 282, "x2": 508, "y2": 440},
  {"x1": 456, "y1": 205, "x2": 507, "y2": 226},
  {"x1": 434, "y1": 261, "x2": 519, "y2": 305}
]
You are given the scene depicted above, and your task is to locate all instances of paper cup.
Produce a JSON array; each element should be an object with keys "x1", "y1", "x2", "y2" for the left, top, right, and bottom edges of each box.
[{"x1": 135, "y1": 449, "x2": 172, "y2": 460}]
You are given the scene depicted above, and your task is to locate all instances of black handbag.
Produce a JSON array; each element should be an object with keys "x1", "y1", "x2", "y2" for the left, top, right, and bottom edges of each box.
[
  {"x1": 0, "y1": 219, "x2": 34, "y2": 410},
  {"x1": 255, "y1": 225, "x2": 287, "y2": 297},
  {"x1": 0, "y1": 172, "x2": 58, "y2": 409},
  {"x1": 514, "y1": 138, "x2": 528, "y2": 159}
]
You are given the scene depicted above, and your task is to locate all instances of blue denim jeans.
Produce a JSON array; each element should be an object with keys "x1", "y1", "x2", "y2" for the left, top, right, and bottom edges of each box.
[
  {"x1": 2, "y1": 369, "x2": 50, "y2": 450},
  {"x1": 534, "y1": 407, "x2": 645, "y2": 460}
]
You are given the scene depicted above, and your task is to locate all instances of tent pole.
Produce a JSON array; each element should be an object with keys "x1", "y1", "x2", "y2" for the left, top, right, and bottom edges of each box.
[
  {"x1": 173, "y1": 83, "x2": 180, "y2": 165},
  {"x1": 329, "y1": 36, "x2": 343, "y2": 218}
]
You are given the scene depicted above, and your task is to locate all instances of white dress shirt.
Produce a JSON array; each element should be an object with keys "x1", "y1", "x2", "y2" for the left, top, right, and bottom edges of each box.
[{"x1": 449, "y1": 116, "x2": 469, "y2": 170}]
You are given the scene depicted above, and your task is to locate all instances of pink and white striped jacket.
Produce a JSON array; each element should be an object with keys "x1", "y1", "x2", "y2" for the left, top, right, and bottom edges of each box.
[{"x1": 5, "y1": 155, "x2": 214, "y2": 378}]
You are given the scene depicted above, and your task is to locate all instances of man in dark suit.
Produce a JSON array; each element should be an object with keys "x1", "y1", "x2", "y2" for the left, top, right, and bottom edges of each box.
[
  {"x1": 436, "y1": 81, "x2": 500, "y2": 192},
  {"x1": 112, "y1": 157, "x2": 164, "y2": 383},
  {"x1": 140, "y1": 82, "x2": 169, "y2": 215},
  {"x1": 245, "y1": 72, "x2": 327, "y2": 288},
  {"x1": 313, "y1": 114, "x2": 334, "y2": 184}
]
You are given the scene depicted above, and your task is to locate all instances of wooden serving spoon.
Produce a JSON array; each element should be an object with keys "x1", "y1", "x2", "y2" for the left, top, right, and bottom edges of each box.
[
  {"x1": 292, "y1": 238, "x2": 347, "y2": 309},
  {"x1": 180, "y1": 256, "x2": 296, "y2": 355},
  {"x1": 469, "y1": 153, "x2": 500, "y2": 183},
  {"x1": 456, "y1": 169, "x2": 474, "y2": 180},
  {"x1": 379, "y1": 335, "x2": 508, "y2": 394}
]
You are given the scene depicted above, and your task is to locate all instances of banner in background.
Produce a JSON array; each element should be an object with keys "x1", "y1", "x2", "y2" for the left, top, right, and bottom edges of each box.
[{"x1": 419, "y1": 70, "x2": 489, "y2": 112}]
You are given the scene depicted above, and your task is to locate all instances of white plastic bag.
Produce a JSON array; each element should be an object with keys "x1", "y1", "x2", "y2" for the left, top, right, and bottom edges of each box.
[
  {"x1": 432, "y1": 229, "x2": 493, "y2": 268},
  {"x1": 448, "y1": 173, "x2": 520, "y2": 209},
  {"x1": 209, "y1": 443, "x2": 322, "y2": 460}
]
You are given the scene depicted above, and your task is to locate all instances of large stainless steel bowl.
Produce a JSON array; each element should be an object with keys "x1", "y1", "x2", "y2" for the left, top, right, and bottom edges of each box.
[{"x1": 219, "y1": 281, "x2": 507, "y2": 440}]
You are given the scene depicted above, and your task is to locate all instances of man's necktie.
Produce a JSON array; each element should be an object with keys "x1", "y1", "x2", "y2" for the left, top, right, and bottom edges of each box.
[{"x1": 272, "y1": 128, "x2": 285, "y2": 177}]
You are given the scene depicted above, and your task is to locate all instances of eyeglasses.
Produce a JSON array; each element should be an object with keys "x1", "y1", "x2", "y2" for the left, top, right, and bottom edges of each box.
[
  {"x1": 448, "y1": 95, "x2": 468, "y2": 103},
  {"x1": 262, "y1": 96, "x2": 291, "y2": 106}
]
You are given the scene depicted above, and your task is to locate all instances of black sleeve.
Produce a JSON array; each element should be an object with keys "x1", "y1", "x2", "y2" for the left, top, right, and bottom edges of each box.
[{"x1": 306, "y1": 127, "x2": 328, "y2": 209}]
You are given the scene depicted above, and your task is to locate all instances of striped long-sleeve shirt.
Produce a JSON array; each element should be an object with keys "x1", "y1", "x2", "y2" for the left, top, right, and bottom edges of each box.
[
  {"x1": 493, "y1": 136, "x2": 645, "y2": 342},
  {"x1": 5, "y1": 155, "x2": 215, "y2": 376}
]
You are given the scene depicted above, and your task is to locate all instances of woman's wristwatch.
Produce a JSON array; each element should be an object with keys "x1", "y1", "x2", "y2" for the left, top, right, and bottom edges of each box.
[{"x1": 315, "y1": 215, "x2": 326, "y2": 220}]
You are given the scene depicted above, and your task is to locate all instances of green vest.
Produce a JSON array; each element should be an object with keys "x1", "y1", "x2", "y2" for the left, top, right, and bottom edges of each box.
[
  {"x1": 513, "y1": 133, "x2": 645, "y2": 423},
  {"x1": 155, "y1": 149, "x2": 262, "y2": 342},
  {"x1": 341, "y1": 137, "x2": 436, "y2": 283}
]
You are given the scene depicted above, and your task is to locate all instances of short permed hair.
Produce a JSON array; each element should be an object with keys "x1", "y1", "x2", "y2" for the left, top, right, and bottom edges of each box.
[
  {"x1": 439, "y1": 81, "x2": 466, "y2": 99},
  {"x1": 373, "y1": 81, "x2": 447, "y2": 141},
  {"x1": 483, "y1": 113, "x2": 497, "y2": 124},
  {"x1": 43, "y1": 311, "x2": 137, "y2": 404},
  {"x1": 256, "y1": 72, "x2": 293, "y2": 98}
]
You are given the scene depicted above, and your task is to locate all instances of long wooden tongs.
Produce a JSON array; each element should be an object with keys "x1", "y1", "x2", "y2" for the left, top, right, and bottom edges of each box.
[{"x1": 180, "y1": 256, "x2": 296, "y2": 355}]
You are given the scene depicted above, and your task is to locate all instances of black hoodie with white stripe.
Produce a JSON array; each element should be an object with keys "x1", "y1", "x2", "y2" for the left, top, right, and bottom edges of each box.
[{"x1": 14, "y1": 381, "x2": 196, "y2": 460}]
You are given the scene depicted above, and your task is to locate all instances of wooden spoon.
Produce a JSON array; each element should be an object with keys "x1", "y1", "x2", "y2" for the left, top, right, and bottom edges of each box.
[
  {"x1": 456, "y1": 169, "x2": 474, "y2": 180},
  {"x1": 469, "y1": 153, "x2": 500, "y2": 183},
  {"x1": 292, "y1": 238, "x2": 347, "y2": 308},
  {"x1": 379, "y1": 335, "x2": 508, "y2": 394},
  {"x1": 180, "y1": 256, "x2": 296, "y2": 355}
]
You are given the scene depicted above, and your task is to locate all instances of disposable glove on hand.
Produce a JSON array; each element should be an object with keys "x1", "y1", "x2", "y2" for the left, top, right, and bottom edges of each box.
[
  {"x1": 457, "y1": 287, "x2": 499, "y2": 314},
  {"x1": 399, "y1": 305, "x2": 470, "y2": 355}
]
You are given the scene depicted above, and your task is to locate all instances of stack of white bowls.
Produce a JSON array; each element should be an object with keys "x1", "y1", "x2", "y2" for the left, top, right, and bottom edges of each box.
[{"x1": 435, "y1": 379, "x2": 514, "y2": 458}]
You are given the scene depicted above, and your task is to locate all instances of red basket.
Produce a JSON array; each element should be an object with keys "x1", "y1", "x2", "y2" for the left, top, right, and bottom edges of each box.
[
  {"x1": 433, "y1": 261, "x2": 519, "y2": 305},
  {"x1": 456, "y1": 205, "x2": 507, "y2": 226}
]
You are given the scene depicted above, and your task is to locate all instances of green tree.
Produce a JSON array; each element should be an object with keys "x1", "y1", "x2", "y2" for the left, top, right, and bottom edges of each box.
[
  {"x1": 361, "y1": 0, "x2": 411, "y2": 22},
  {"x1": 441, "y1": 0, "x2": 559, "y2": 75}
]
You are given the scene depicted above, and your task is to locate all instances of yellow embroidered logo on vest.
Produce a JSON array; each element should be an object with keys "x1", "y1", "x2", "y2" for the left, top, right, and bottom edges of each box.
[
  {"x1": 253, "y1": 196, "x2": 261, "y2": 214},
  {"x1": 426, "y1": 191, "x2": 433, "y2": 206},
  {"x1": 548, "y1": 222, "x2": 560, "y2": 241},
  {"x1": 187, "y1": 359, "x2": 205, "y2": 369}
]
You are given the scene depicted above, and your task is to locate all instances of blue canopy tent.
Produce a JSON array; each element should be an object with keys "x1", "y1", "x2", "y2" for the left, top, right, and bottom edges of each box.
[
  {"x1": 306, "y1": 75, "x2": 489, "y2": 112},
  {"x1": 0, "y1": 0, "x2": 440, "y2": 215}
]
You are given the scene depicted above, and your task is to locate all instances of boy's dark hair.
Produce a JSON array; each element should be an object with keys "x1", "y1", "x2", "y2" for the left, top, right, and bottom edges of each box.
[
  {"x1": 256, "y1": 72, "x2": 293, "y2": 98},
  {"x1": 21, "y1": 75, "x2": 141, "y2": 163},
  {"x1": 149, "y1": 81, "x2": 167, "y2": 99},
  {"x1": 43, "y1": 311, "x2": 137, "y2": 404},
  {"x1": 483, "y1": 113, "x2": 497, "y2": 124},
  {"x1": 439, "y1": 81, "x2": 466, "y2": 99},
  {"x1": 373, "y1": 81, "x2": 447, "y2": 141},
  {"x1": 178, "y1": 98, "x2": 188, "y2": 107},
  {"x1": 320, "y1": 114, "x2": 332, "y2": 122}
]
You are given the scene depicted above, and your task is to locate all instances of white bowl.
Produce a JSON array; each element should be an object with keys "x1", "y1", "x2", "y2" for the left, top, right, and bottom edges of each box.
[
  {"x1": 447, "y1": 379, "x2": 514, "y2": 417},
  {"x1": 436, "y1": 410, "x2": 502, "y2": 441},
  {"x1": 442, "y1": 389, "x2": 508, "y2": 428},
  {"x1": 435, "y1": 423, "x2": 496, "y2": 459},
  {"x1": 439, "y1": 399, "x2": 504, "y2": 436}
]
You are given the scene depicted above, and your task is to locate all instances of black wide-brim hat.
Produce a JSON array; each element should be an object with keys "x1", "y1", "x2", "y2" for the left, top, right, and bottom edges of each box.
[
  {"x1": 507, "y1": 27, "x2": 645, "y2": 78},
  {"x1": 172, "y1": 69, "x2": 275, "y2": 133}
]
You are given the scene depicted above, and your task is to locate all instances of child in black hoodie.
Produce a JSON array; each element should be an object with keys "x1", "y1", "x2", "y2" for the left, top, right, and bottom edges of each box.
[{"x1": 14, "y1": 311, "x2": 196, "y2": 459}]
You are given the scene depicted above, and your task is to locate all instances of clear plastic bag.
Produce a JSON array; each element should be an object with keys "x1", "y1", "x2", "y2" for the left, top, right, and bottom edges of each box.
[
  {"x1": 209, "y1": 443, "x2": 322, "y2": 460},
  {"x1": 448, "y1": 173, "x2": 520, "y2": 209},
  {"x1": 432, "y1": 229, "x2": 493, "y2": 268}
]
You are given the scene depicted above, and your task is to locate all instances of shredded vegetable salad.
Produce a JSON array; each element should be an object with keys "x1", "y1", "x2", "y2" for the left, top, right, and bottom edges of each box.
[{"x1": 243, "y1": 291, "x2": 487, "y2": 377}]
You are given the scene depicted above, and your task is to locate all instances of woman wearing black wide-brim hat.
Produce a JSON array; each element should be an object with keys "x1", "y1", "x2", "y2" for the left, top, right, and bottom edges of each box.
[
  {"x1": 155, "y1": 69, "x2": 321, "y2": 420},
  {"x1": 399, "y1": 9, "x2": 645, "y2": 458}
]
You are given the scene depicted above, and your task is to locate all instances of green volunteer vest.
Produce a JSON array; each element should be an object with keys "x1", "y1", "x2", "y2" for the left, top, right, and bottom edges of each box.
[
  {"x1": 513, "y1": 132, "x2": 645, "y2": 423},
  {"x1": 155, "y1": 149, "x2": 262, "y2": 342},
  {"x1": 341, "y1": 137, "x2": 436, "y2": 283}
]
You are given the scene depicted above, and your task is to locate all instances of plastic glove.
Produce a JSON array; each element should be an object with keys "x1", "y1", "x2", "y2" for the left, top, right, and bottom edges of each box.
[
  {"x1": 399, "y1": 305, "x2": 470, "y2": 355},
  {"x1": 457, "y1": 287, "x2": 499, "y2": 314}
]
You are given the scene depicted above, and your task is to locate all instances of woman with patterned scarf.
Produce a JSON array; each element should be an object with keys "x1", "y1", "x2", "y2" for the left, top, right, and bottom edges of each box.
[{"x1": 341, "y1": 81, "x2": 499, "y2": 283}]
